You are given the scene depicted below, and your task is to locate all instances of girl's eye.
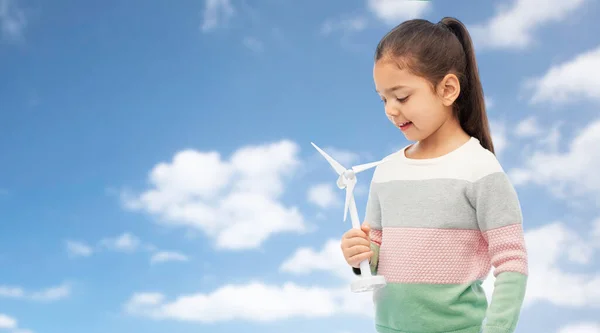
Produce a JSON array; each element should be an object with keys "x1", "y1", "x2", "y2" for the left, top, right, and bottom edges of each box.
[{"x1": 397, "y1": 96, "x2": 409, "y2": 103}]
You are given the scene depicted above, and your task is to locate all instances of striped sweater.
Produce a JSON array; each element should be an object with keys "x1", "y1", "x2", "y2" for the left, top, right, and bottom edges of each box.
[{"x1": 354, "y1": 137, "x2": 528, "y2": 333}]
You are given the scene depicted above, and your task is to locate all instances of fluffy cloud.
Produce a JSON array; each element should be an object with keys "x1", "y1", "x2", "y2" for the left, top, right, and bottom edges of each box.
[
  {"x1": 508, "y1": 118, "x2": 600, "y2": 203},
  {"x1": 122, "y1": 140, "x2": 307, "y2": 250},
  {"x1": 0, "y1": 313, "x2": 33, "y2": 333},
  {"x1": 0, "y1": 314, "x2": 16, "y2": 329},
  {"x1": 366, "y1": 0, "x2": 431, "y2": 24},
  {"x1": 123, "y1": 282, "x2": 372, "y2": 323},
  {"x1": 279, "y1": 239, "x2": 354, "y2": 281},
  {"x1": 526, "y1": 45, "x2": 600, "y2": 104},
  {"x1": 470, "y1": 0, "x2": 587, "y2": 50},
  {"x1": 0, "y1": 283, "x2": 71, "y2": 302},
  {"x1": 307, "y1": 183, "x2": 339, "y2": 209},
  {"x1": 520, "y1": 221, "x2": 600, "y2": 308},
  {"x1": 200, "y1": 0, "x2": 234, "y2": 32},
  {"x1": 515, "y1": 116, "x2": 542, "y2": 137}
]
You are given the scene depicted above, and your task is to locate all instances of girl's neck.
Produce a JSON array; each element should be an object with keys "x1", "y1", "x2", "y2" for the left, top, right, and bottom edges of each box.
[{"x1": 406, "y1": 116, "x2": 471, "y2": 159}]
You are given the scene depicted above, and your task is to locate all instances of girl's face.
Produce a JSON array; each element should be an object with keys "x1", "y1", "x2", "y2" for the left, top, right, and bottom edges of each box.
[{"x1": 373, "y1": 58, "x2": 457, "y2": 142}]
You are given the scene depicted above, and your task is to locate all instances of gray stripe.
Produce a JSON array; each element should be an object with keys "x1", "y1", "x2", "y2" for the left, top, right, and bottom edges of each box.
[
  {"x1": 365, "y1": 182, "x2": 382, "y2": 229},
  {"x1": 467, "y1": 171, "x2": 523, "y2": 231},
  {"x1": 368, "y1": 172, "x2": 522, "y2": 231},
  {"x1": 372, "y1": 178, "x2": 478, "y2": 229}
]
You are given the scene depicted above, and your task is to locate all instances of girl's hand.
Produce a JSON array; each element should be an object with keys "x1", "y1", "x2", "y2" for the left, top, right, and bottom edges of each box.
[{"x1": 341, "y1": 221, "x2": 373, "y2": 268}]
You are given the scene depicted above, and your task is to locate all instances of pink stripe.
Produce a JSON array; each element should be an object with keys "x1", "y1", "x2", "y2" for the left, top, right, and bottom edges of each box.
[
  {"x1": 378, "y1": 227, "x2": 490, "y2": 284},
  {"x1": 483, "y1": 223, "x2": 528, "y2": 276},
  {"x1": 370, "y1": 229, "x2": 382, "y2": 246}
]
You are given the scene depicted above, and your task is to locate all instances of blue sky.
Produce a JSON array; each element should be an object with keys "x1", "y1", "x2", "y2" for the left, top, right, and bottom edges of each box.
[{"x1": 1, "y1": 0, "x2": 600, "y2": 333}]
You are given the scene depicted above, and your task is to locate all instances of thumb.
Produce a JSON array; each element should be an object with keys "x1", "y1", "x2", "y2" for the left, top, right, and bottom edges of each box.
[{"x1": 361, "y1": 221, "x2": 371, "y2": 234}]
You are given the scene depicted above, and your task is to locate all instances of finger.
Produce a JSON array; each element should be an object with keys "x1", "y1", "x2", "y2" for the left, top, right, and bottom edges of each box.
[
  {"x1": 345, "y1": 245, "x2": 371, "y2": 258},
  {"x1": 349, "y1": 251, "x2": 373, "y2": 266},
  {"x1": 361, "y1": 223, "x2": 371, "y2": 235},
  {"x1": 343, "y1": 229, "x2": 368, "y2": 240},
  {"x1": 343, "y1": 236, "x2": 371, "y2": 248}
]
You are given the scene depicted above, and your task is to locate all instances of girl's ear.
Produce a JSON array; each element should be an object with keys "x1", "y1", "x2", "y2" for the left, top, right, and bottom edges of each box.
[{"x1": 437, "y1": 73, "x2": 461, "y2": 106}]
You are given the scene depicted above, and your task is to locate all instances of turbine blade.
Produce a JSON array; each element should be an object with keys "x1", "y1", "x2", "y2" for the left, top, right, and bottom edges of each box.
[
  {"x1": 352, "y1": 159, "x2": 386, "y2": 173},
  {"x1": 311, "y1": 142, "x2": 346, "y2": 175}
]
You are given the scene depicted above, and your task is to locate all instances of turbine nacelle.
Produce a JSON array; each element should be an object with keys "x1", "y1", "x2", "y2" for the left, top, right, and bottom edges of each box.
[
  {"x1": 336, "y1": 170, "x2": 356, "y2": 190},
  {"x1": 310, "y1": 142, "x2": 386, "y2": 222}
]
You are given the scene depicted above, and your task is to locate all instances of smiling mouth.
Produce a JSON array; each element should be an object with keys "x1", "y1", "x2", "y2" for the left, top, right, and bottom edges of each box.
[{"x1": 397, "y1": 121, "x2": 412, "y2": 129}]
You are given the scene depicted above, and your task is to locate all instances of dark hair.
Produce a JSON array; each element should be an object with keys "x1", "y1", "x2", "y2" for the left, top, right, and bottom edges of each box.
[{"x1": 374, "y1": 17, "x2": 494, "y2": 154}]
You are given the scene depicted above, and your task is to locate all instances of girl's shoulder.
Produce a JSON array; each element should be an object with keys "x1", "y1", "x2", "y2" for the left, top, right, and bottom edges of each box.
[{"x1": 463, "y1": 140, "x2": 506, "y2": 183}]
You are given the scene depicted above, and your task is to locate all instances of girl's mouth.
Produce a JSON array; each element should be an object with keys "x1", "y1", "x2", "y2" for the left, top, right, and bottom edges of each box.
[{"x1": 398, "y1": 121, "x2": 412, "y2": 130}]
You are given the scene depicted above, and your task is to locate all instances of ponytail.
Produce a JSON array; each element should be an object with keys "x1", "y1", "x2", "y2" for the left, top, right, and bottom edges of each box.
[{"x1": 440, "y1": 17, "x2": 494, "y2": 154}]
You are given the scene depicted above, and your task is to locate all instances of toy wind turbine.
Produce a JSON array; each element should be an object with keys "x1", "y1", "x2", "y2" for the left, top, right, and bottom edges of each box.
[{"x1": 311, "y1": 142, "x2": 387, "y2": 293}]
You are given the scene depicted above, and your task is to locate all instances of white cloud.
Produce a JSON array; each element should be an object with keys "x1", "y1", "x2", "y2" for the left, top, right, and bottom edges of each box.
[
  {"x1": 557, "y1": 322, "x2": 600, "y2": 333},
  {"x1": 519, "y1": 221, "x2": 600, "y2": 308},
  {"x1": 279, "y1": 239, "x2": 354, "y2": 281},
  {"x1": 124, "y1": 282, "x2": 372, "y2": 323},
  {"x1": 490, "y1": 120, "x2": 507, "y2": 155},
  {"x1": 515, "y1": 116, "x2": 542, "y2": 137},
  {"x1": 242, "y1": 37, "x2": 263, "y2": 53},
  {"x1": 0, "y1": 314, "x2": 16, "y2": 329},
  {"x1": 0, "y1": 283, "x2": 70, "y2": 302},
  {"x1": 150, "y1": 251, "x2": 189, "y2": 264},
  {"x1": 0, "y1": 313, "x2": 33, "y2": 333},
  {"x1": 321, "y1": 16, "x2": 368, "y2": 36},
  {"x1": 122, "y1": 140, "x2": 307, "y2": 250},
  {"x1": 100, "y1": 233, "x2": 141, "y2": 252},
  {"x1": 307, "y1": 183, "x2": 339, "y2": 209},
  {"x1": 526, "y1": 45, "x2": 600, "y2": 104},
  {"x1": 0, "y1": 0, "x2": 26, "y2": 41},
  {"x1": 200, "y1": 0, "x2": 234, "y2": 32},
  {"x1": 508, "y1": 118, "x2": 600, "y2": 203},
  {"x1": 366, "y1": 0, "x2": 431, "y2": 24},
  {"x1": 470, "y1": 0, "x2": 587, "y2": 50},
  {"x1": 65, "y1": 240, "x2": 93, "y2": 257}
]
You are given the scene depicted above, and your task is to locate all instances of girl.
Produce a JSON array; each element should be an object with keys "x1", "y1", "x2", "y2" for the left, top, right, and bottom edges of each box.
[{"x1": 341, "y1": 17, "x2": 528, "y2": 333}]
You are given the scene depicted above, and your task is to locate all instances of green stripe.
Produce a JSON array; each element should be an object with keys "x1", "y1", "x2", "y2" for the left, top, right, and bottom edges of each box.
[
  {"x1": 373, "y1": 280, "x2": 487, "y2": 333},
  {"x1": 370, "y1": 242, "x2": 380, "y2": 275}
]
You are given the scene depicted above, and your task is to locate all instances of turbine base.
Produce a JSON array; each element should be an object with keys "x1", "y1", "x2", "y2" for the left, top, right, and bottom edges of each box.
[{"x1": 350, "y1": 275, "x2": 387, "y2": 293}]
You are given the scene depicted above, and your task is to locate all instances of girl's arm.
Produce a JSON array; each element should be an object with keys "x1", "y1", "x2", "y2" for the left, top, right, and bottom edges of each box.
[{"x1": 468, "y1": 168, "x2": 529, "y2": 333}]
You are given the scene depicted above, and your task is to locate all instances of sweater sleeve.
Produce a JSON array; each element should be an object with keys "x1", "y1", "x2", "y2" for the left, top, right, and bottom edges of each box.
[
  {"x1": 468, "y1": 170, "x2": 528, "y2": 333},
  {"x1": 352, "y1": 181, "x2": 382, "y2": 276}
]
